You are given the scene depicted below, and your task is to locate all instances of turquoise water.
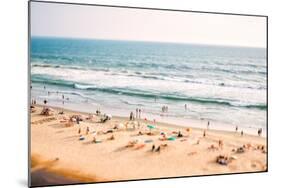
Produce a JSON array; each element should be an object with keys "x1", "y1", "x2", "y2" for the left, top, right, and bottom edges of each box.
[{"x1": 30, "y1": 37, "x2": 267, "y2": 131}]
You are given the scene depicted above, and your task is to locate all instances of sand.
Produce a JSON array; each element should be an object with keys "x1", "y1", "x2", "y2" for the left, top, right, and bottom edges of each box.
[{"x1": 30, "y1": 105, "x2": 267, "y2": 186}]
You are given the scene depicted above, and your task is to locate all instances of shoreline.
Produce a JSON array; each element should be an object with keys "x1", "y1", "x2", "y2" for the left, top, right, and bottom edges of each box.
[
  {"x1": 30, "y1": 105, "x2": 267, "y2": 185},
  {"x1": 34, "y1": 104, "x2": 266, "y2": 137}
]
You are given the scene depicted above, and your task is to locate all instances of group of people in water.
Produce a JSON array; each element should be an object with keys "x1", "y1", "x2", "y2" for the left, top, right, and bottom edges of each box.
[{"x1": 31, "y1": 85, "x2": 71, "y2": 106}]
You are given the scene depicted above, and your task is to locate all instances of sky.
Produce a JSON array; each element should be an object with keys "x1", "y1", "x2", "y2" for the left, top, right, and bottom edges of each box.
[{"x1": 30, "y1": 1, "x2": 267, "y2": 48}]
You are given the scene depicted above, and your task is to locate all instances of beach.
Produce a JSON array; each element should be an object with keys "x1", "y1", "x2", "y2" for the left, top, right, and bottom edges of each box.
[{"x1": 30, "y1": 105, "x2": 267, "y2": 185}]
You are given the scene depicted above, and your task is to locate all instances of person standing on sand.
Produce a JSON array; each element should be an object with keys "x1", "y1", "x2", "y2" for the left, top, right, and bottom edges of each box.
[
  {"x1": 235, "y1": 126, "x2": 238, "y2": 132},
  {"x1": 138, "y1": 109, "x2": 141, "y2": 119},
  {"x1": 136, "y1": 108, "x2": 138, "y2": 119},
  {"x1": 241, "y1": 130, "x2": 244, "y2": 136},
  {"x1": 130, "y1": 112, "x2": 133, "y2": 121},
  {"x1": 207, "y1": 121, "x2": 210, "y2": 129},
  {"x1": 43, "y1": 99, "x2": 47, "y2": 105},
  {"x1": 203, "y1": 130, "x2": 206, "y2": 137},
  {"x1": 258, "y1": 128, "x2": 262, "y2": 136}
]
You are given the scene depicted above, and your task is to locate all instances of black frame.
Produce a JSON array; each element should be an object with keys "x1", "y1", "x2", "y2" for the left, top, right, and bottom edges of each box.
[{"x1": 28, "y1": 0, "x2": 268, "y2": 187}]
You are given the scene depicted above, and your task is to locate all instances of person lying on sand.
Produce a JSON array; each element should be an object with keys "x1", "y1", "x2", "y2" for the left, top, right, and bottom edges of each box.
[
  {"x1": 208, "y1": 144, "x2": 219, "y2": 150},
  {"x1": 126, "y1": 140, "x2": 139, "y2": 147},
  {"x1": 107, "y1": 135, "x2": 115, "y2": 140},
  {"x1": 159, "y1": 132, "x2": 167, "y2": 141},
  {"x1": 135, "y1": 143, "x2": 145, "y2": 150},
  {"x1": 216, "y1": 155, "x2": 230, "y2": 165}
]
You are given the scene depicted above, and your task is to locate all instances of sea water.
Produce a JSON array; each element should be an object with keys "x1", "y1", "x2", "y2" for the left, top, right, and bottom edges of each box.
[{"x1": 30, "y1": 37, "x2": 267, "y2": 133}]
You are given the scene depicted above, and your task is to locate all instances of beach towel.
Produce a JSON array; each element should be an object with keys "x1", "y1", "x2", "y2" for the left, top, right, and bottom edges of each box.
[{"x1": 144, "y1": 139, "x2": 153, "y2": 143}]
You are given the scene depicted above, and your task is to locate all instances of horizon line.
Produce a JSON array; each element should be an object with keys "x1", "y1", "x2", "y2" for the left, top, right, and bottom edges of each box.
[{"x1": 30, "y1": 35, "x2": 266, "y2": 49}]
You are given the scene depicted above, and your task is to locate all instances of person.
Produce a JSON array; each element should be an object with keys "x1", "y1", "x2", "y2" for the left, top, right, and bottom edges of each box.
[
  {"x1": 30, "y1": 85, "x2": 32, "y2": 90},
  {"x1": 62, "y1": 94, "x2": 64, "y2": 100},
  {"x1": 178, "y1": 131, "x2": 183, "y2": 138},
  {"x1": 96, "y1": 109, "x2": 99, "y2": 116},
  {"x1": 235, "y1": 126, "x2": 238, "y2": 132},
  {"x1": 203, "y1": 130, "x2": 206, "y2": 137},
  {"x1": 136, "y1": 108, "x2": 138, "y2": 119},
  {"x1": 43, "y1": 99, "x2": 47, "y2": 105},
  {"x1": 241, "y1": 130, "x2": 244, "y2": 136},
  {"x1": 184, "y1": 104, "x2": 187, "y2": 111},
  {"x1": 78, "y1": 128, "x2": 81, "y2": 135},
  {"x1": 207, "y1": 121, "x2": 210, "y2": 129},
  {"x1": 108, "y1": 134, "x2": 115, "y2": 140},
  {"x1": 76, "y1": 118, "x2": 80, "y2": 125},
  {"x1": 86, "y1": 127, "x2": 90, "y2": 135},
  {"x1": 138, "y1": 109, "x2": 141, "y2": 119},
  {"x1": 44, "y1": 85, "x2": 46, "y2": 90},
  {"x1": 258, "y1": 128, "x2": 262, "y2": 136},
  {"x1": 218, "y1": 140, "x2": 223, "y2": 149},
  {"x1": 152, "y1": 144, "x2": 155, "y2": 151},
  {"x1": 155, "y1": 146, "x2": 161, "y2": 152},
  {"x1": 130, "y1": 112, "x2": 134, "y2": 121}
]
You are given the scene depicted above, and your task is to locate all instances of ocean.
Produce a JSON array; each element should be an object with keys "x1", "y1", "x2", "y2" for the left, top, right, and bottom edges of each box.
[{"x1": 30, "y1": 37, "x2": 267, "y2": 133}]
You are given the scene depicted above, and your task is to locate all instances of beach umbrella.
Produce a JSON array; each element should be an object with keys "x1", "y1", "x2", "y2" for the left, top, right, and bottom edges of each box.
[
  {"x1": 167, "y1": 136, "x2": 176, "y2": 141},
  {"x1": 147, "y1": 125, "x2": 155, "y2": 129},
  {"x1": 147, "y1": 125, "x2": 156, "y2": 133}
]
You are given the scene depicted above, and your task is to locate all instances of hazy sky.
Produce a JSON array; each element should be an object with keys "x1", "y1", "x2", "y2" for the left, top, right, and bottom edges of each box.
[{"x1": 30, "y1": 1, "x2": 266, "y2": 48}]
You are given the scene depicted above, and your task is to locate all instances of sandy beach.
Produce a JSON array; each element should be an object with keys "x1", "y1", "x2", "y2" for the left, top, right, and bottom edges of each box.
[{"x1": 30, "y1": 105, "x2": 267, "y2": 185}]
